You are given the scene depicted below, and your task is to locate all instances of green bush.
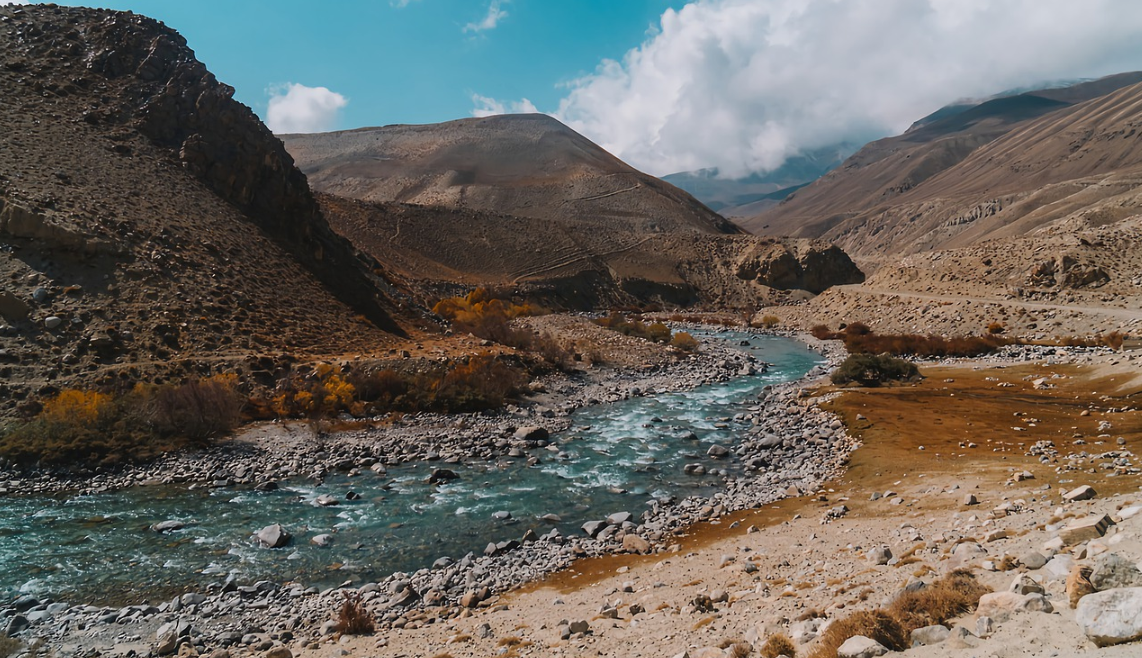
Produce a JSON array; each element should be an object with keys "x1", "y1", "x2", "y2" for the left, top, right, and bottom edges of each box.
[{"x1": 831, "y1": 354, "x2": 919, "y2": 387}]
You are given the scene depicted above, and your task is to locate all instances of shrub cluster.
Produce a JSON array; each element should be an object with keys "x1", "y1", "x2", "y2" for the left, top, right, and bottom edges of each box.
[
  {"x1": 812, "y1": 323, "x2": 1009, "y2": 358},
  {"x1": 0, "y1": 375, "x2": 244, "y2": 468},
  {"x1": 334, "y1": 591, "x2": 375, "y2": 636},
  {"x1": 830, "y1": 353, "x2": 920, "y2": 387},
  {"x1": 808, "y1": 570, "x2": 989, "y2": 658},
  {"x1": 259, "y1": 354, "x2": 526, "y2": 419},
  {"x1": 433, "y1": 288, "x2": 569, "y2": 367},
  {"x1": 1057, "y1": 331, "x2": 1127, "y2": 350},
  {"x1": 594, "y1": 312, "x2": 673, "y2": 343}
]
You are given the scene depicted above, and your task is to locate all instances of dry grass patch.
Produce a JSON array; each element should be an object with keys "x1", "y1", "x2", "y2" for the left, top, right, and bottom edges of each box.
[
  {"x1": 693, "y1": 616, "x2": 716, "y2": 630},
  {"x1": 759, "y1": 632, "x2": 796, "y2": 658},
  {"x1": 334, "y1": 592, "x2": 375, "y2": 636},
  {"x1": 719, "y1": 638, "x2": 754, "y2": 658}
]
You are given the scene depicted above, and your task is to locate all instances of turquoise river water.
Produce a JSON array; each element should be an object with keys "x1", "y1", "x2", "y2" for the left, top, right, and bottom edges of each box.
[{"x1": 0, "y1": 333, "x2": 822, "y2": 604}]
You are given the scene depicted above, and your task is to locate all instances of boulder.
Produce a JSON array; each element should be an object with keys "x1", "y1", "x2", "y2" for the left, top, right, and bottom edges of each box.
[
  {"x1": 837, "y1": 635, "x2": 888, "y2": 658},
  {"x1": 1075, "y1": 587, "x2": 1142, "y2": 647},
  {"x1": 866, "y1": 546, "x2": 892, "y2": 566},
  {"x1": 514, "y1": 426, "x2": 549, "y2": 442},
  {"x1": 427, "y1": 468, "x2": 459, "y2": 484},
  {"x1": 910, "y1": 624, "x2": 949, "y2": 647},
  {"x1": 310, "y1": 534, "x2": 334, "y2": 547},
  {"x1": 1019, "y1": 551, "x2": 1047, "y2": 570},
  {"x1": 582, "y1": 520, "x2": 608, "y2": 538},
  {"x1": 1090, "y1": 553, "x2": 1142, "y2": 591},
  {"x1": 948, "y1": 542, "x2": 987, "y2": 570},
  {"x1": 622, "y1": 534, "x2": 651, "y2": 554},
  {"x1": 946, "y1": 626, "x2": 979, "y2": 649},
  {"x1": 1009, "y1": 574, "x2": 1045, "y2": 595},
  {"x1": 255, "y1": 524, "x2": 291, "y2": 548},
  {"x1": 568, "y1": 620, "x2": 590, "y2": 635},
  {"x1": 975, "y1": 591, "x2": 1052, "y2": 623},
  {"x1": 1064, "y1": 485, "x2": 1097, "y2": 502},
  {"x1": 150, "y1": 520, "x2": 187, "y2": 533},
  {"x1": 1060, "y1": 515, "x2": 1113, "y2": 546},
  {"x1": 262, "y1": 648, "x2": 292, "y2": 658},
  {"x1": 607, "y1": 511, "x2": 633, "y2": 525},
  {"x1": 314, "y1": 494, "x2": 339, "y2": 507}
]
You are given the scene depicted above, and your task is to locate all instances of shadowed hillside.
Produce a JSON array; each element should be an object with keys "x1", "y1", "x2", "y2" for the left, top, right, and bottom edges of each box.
[{"x1": 0, "y1": 4, "x2": 415, "y2": 418}]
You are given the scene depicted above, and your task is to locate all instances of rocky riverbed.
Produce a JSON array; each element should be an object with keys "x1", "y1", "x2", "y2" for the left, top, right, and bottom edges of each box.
[{"x1": 0, "y1": 328, "x2": 857, "y2": 655}]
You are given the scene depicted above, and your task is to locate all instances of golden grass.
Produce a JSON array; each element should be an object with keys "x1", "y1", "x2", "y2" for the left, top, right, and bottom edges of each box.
[
  {"x1": 759, "y1": 632, "x2": 797, "y2": 658},
  {"x1": 693, "y1": 616, "x2": 716, "y2": 630}
]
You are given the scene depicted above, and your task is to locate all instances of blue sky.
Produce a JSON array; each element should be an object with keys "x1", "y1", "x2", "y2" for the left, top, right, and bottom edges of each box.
[
  {"x1": 51, "y1": 0, "x2": 687, "y2": 130},
  {"x1": 35, "y1": 1, "x2": 1142, "y2": 176}
]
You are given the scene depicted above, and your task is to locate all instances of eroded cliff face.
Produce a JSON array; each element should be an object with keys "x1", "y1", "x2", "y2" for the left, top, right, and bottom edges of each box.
[
  {"x1": 5, "y1": 6, "x2": 403, "y2": 335},
  {"x1": 0, "y1": 5, "x2": 414, "y2": 418}
]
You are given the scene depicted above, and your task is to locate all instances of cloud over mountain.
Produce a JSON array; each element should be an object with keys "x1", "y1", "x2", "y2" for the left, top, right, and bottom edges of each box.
[{"x1": 476, "y1": 0, "x2": 1142, "y2": 177}]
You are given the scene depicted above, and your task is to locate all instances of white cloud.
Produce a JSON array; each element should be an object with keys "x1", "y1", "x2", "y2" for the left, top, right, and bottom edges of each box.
[
  {"x1": 265, "y1": 83, "x2": 348, "y2": 134},
  {"x1": 478, "y1": 0, "x2": 1142, "y2": 177},
  {"x1": 390, "y1": 0, "x2": 418, "y2": 7},
  {"x1": 464, "y1": 0, "x2": 508, "y2": 33},
  {"x1": 0, "y1": 1, "x2": 30, "y2": 5},
  {"x1": 471, "y1": 93, "x2": 538, "y2": 117}
]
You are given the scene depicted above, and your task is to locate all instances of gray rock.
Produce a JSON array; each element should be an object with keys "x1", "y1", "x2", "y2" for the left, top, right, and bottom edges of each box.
[
  {"x1": 866, "y1": 545, "x2": 892, "y2": 565},
  {"x1": 1019, "y1": 551, "x2": 1048, "y2": 570},
  {"x1": 607, "y1": 511, "x2": 633, "y2": 525},
  {"x1": 837, "y1": 635, "x2": 888, "y2": 658},
  {"x1": 1076, "y1": 587, "x2": 1142, "y2": 647},
  {"x1": 1090, "y1": 553, "x2": 1142, "y2": 591},
  {"x1": 975, "y1": 616, "x2": 994, "y2": 638},
  {"x1": 707, "y1": 445, "x2": 730, "y2": 458},
  {"x1": 1064, "y1": 485, "x2": 1097, "y2": 502},
  {"x1": 43, "y1": 316, "x2": 63, "y2": 330},
  {"x1": 568, "y1": 620, "x2": 590, "y2": 635},
  {"x1": 150, "y1": 520, "x2": 187, "y2": 533},
  {"x1": 1009, "y1": 574, "x2": 1045, "y2": 595},
  {"x1": 255, "y1": 524, "x2": 291, "y2": 548},
  {"x1": 946, "y1": 626, "x2": 979, "y2": 649},
  {"x1": 262, "y1": 647, "x2": 292, "y2": 658},
  {"x1": 910, "y1": 624, "x2": 949, "y2": 647},
  {"x1": 314, "y1": 494, "x2": 339, "y2": 507},
  {"x1": 310, "y1": 534, "x2": 334, "y2": 547},
  {"x1": 4, "y1": 614, "x2": 29, "y2": 637},
  {"x1": 514, "y1": 426, "x2": 549, "y2": 442},
  {"x1": 582, "y1": 520, "x2": 608, "y2": 538}
]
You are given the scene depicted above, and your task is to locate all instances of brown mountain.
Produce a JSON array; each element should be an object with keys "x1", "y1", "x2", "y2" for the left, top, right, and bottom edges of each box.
[
  {"x1": 284, "y1": 117, "x2": 863, "y2": 309},
  {"x1": 740, "y1": 72, "x2": 1142, "y2": 263},
  {"x1": 282, "y1": 115, "x2": 740, "y2": 235},
  {"x1": 0, "y1": 5, "x2": 414, "y2": 418},
  {"x1": 745, "y1": 75, "x2": 1142, "y2": 336}
]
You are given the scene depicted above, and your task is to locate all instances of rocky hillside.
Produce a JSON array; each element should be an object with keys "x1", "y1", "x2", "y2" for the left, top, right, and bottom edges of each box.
[
  {"x1": 282, "y1": 114, "x2": 740, "y2": 235},
  {"x1": 741, "y1": 73, "x2": 1142, "y2": 263},
  {"x1": 0, "y1": 5, "x2": 414, "y2": 418},
  {"x1": 283, "y1": 115, "x2": 862, "y2": 309},
  {"x1": 316, "y1": 193, "x2": 864, "y2": 310}
]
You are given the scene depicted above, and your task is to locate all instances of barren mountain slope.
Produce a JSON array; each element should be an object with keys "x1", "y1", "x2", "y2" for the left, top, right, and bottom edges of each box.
[
  {"x1": 741, "y1": 73, "x2": 1142, "y2": 263},
  {"x1": 317, "y1": 193, "x2": 864, "y2": 310},
  {"x1": 0, "y1": 5, "x2": 414, "y2": 418},
  {"x1": 282, "y1": 114, "x2": 741, "y2": 235}
]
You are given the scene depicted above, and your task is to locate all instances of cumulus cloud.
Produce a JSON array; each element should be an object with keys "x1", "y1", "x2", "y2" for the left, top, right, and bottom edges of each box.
[
  {"x1": 477, "y1": 0, "x2": 1142, "y2": 177},
  {"x1": 265, "y1": 83, "x2": 348, "y2": 134},
  {"x1": 390, "y1": 0, "x2": 418, "y2": 7},
  {"x1": 471, "y1": 94, "x2": 538, "y2": 117},
  {"x1": 0, "y1": 1, "x2": 30, "y2": 5},
  {"x1": 464, "y1": 0, "x2": 508, "y2": 33}
]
